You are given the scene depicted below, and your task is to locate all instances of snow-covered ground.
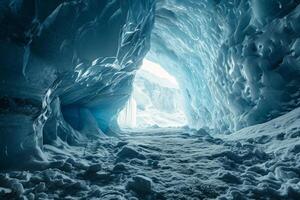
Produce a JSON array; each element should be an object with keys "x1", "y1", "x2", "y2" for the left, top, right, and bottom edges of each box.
[{"x1": 1, "y1": 108, "x2": 300, "y2": 199}]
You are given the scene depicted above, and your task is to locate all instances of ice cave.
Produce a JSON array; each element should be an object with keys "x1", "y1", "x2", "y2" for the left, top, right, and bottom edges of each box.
[{"x1": 0, "y1": 0, "x2": 300, "y2": 199}]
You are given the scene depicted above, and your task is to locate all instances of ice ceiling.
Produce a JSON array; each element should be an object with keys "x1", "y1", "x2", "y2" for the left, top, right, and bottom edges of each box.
[{"x1": 0, "y1": 0, "x2": 300, "y2": 168}]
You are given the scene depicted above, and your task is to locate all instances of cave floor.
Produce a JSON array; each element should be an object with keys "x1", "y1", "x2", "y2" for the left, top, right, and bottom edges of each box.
[{"x1": 1, "y1": 109, "x2": 300, "y2": 200}]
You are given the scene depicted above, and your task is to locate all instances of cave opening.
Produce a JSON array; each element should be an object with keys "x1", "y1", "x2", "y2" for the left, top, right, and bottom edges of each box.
[{"x1": 117, "y1": 59, "x2": 187, "y2": 130}]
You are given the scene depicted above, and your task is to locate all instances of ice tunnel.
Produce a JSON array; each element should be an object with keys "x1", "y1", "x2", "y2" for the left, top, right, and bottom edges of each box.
[{"x1": 0, "y1": 0, "x2": 300, "y2": 199}]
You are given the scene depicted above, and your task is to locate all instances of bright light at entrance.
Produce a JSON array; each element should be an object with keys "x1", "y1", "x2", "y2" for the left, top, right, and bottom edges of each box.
[
  {"x1": 141, "y1": 60, "x2": 179, "y2": 88},
  {"x1": 118, "y1": 59, "x2": 187, "y2": 129}
]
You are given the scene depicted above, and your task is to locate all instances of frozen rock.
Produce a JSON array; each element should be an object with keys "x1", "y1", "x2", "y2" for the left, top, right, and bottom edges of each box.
[
  {"x1": 28, "y1": 193, "x2": 35, "y2": 200},
  {"x1": 72, "y1": 181, "x2": 89, "y2": 191},
  {"x1": 35, "y1": 182, "x2": 46, "y2": 193},
  {"x1": 61, "y1": 162, "x2": 73, "y2": 172},
  {"x1": 11, "y1": 181, "x2": 24, "y2": 196},
  {"x1": 87, "y1": 164, "x2": 102, "y2": 173},
  {"x1": 112, "y1": 163, "x2": 127, "y2": 173},
  {"x1": 148, "y1": 160, "x2": 159, "y2": 169},
  {"x1": 217, "y1": 171, "x2": 242, "y2": 184},
  {"x1": 126, "y1": 175, "x2": 153, "y2": 195},
  {"x1": 290, "y1": 144, "x2": 300, "y2": 154},
  {"x1": 0, "y1": 187, "x2": 11, "y2": 195},
  {"x1": 117, "y1": 146, "x2": 146, "y2": 160},
  {"x1": 196, "y1": 128, "x2": 209, "y2": 136},
  {"x1": 35, "y1": 192, "x2": 48, "y2": 199},
  {"x1": 116, "y1": 141, "x2": 129, "y2": 148},
  {"x1": 94, "y1": 173, "x2": 113, "y2": 183},
  {"x1": 289, "y1": 131, "x2": 300, "y2": 139}
]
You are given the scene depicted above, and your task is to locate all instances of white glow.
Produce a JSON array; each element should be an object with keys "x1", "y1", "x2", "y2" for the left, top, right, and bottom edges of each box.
[
  {"x1": 140, "y1": 60, "x2": 179, "y2": 88},
  {"x1": 118, "y1": 96, "x2": 137, "y2": 128},
  {"x1": 118, "y1": 59, "x2": 187, "y2": 129}
]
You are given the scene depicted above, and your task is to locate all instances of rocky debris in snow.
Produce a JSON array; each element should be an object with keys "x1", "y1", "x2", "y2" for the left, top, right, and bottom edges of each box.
[
  {"x1": 195, "y1": 128, "x2": 209, "y2": 136},
  {"x1": 117, "y1": 146, "x2": 146, "y2": 161},
  {"x1": 34, "y1": 182, "x2": 46, "y2": 193},
  {"x1": 87, "y1": 164, "x2": 102, "y2": 173},
  {"x1": 217, "y1": 171, "x2": 242, "y2": 184},
  {"x1": 112, "y1": 163, "x2": 127, "y2": 173},
  {"x1": 0, "y1": 187, "x2": 11, "y2": 195},
  {"x1": 10, "y1": 181, "x2": 24, "y2": 197},
  {"x1": 115, "y1": 141, "x2": 129, "y2": 148},
  {"x1": 71, "y1": 181, "x2": 89, "y2": 191},
  {"x1": 147, "y1": 159, "x2": 159, "y2": 169},
  {"x1": 126, "y1": 175, "x2": 153, "y2": 195},
  {"x1": 94, "y1": 172, "x2": 113, "y2": 184},
  {"x1": 27, "y1": 193, "x2": 35, "y2": 200},
  {"x1": 0, "y1": 108, "x2": 300, "y2": 199}
]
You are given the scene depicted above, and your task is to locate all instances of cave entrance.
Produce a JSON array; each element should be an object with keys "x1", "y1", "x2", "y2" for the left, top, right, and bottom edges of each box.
[{"x1": 118, "y1": 59, "x2": 187, "y2": 129}]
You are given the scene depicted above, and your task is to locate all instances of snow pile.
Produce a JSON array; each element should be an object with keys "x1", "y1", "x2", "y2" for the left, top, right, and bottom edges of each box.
[
  {"x1": 217, "y1": 107, "x2": 300, "y2": 199},
  {"x1": 149, "y1": 0, "x2": 300, "y2": 132}
]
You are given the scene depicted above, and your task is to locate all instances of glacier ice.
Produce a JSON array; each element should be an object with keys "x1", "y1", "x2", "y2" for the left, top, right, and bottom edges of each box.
[
  {"x1": 149, "y1": 0, "x2": 300, "y2": 132},
  {"x1": 0, "y1": 0, "x2": 155, "y2": 168},
  {"x1": 0, "y1": 0, "x2": 300, "y2": 199}
]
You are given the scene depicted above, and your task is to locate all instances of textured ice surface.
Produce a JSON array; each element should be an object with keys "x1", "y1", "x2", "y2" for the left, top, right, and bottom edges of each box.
[
  {"x1": 0, "y1": 0, "x2": 155, "y2": 168},
  {"x1": 149, "y1": 0, "x2": 300, "y2": 131},
  {"x1": 0, "y1": 108, "x2": 299, "y2": 199},
  {"x1": 1, "y1": 3, "x2": 300, "y2": 200}
]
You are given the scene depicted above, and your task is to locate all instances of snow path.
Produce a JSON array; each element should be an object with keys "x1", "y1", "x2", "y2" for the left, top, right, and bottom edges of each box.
[{"x1": 0, "y1": 109, "x2": 300, "y2": 199}]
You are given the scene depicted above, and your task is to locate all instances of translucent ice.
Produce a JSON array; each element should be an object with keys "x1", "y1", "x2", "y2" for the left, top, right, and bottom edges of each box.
[{"x1": 149, "y1": 0, "x2": 300, "y2": 132}]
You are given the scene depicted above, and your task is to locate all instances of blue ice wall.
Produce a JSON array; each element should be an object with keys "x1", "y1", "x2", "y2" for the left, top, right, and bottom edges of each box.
[
  {"x1": 0, "y1": 0, "x2": 155, "y2": 168},
  {"x1": 148, "y1": 0, "x2": 300, "y2": 132}
]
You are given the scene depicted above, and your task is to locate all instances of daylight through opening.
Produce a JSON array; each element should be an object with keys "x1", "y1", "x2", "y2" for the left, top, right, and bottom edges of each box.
[{"x1": 118, "y1": 59, "x2": 187, "y2": 129}]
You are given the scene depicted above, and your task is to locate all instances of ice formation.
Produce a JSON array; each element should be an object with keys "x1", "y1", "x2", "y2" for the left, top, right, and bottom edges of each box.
[
  {"x1": 0, "y1": 0, "x2": 300, "y2": 199},
  {"x1": 0, "y1": 0, "x2": 155, "y2": 168},
  {"x1": 149, "y1": 0, "x2": 300, "y2": 132}
]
